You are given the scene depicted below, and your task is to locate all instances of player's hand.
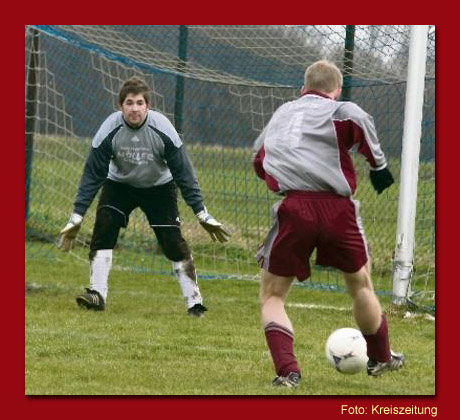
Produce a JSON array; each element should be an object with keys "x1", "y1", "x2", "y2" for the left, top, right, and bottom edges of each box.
[
  {"x1": 196, "y1": 208, "x2": 231, "y2": 243},
  {"x1": 369, "y1": 167, "x2": 394, "y2": 194},
  {"x1": 58, "y1": 213, "x2": 83, "y2": 251}
]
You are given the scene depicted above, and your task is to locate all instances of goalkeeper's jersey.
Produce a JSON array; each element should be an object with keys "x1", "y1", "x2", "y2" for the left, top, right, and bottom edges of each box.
[
  {"x1": 252, "y1": 91, "x2": 388, "y2": 196},
  {"x1": 73, "y1": 110, "x2": 204, "y2": 216}
]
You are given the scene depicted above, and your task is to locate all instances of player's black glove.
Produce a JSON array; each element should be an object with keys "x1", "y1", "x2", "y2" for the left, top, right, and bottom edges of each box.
[{"x1": 369, "y1": 167, "x2": 394, "y2": 194}]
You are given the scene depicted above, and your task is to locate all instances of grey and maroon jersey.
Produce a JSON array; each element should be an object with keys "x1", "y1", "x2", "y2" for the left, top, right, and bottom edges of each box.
[
  {"x1": 253, "y1": 91, "x2": 387, "y2": 196},
  {"x1": 73, "y1": 110, "x2": 204, "y2": 217}
]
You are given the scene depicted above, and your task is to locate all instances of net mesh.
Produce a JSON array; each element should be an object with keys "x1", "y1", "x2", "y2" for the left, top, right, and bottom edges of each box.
[{"x1": 25, "y1": 25, "x2": 435, "y2": 307}]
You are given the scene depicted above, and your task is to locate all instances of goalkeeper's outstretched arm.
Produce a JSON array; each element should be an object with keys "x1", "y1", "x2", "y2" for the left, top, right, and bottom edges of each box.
[
  {"x1": 59, "y1": 133, "x2": 113, "y2": 251},
  {"x1": 161, "y1": 131, "x2": 231, "y2": 243}
]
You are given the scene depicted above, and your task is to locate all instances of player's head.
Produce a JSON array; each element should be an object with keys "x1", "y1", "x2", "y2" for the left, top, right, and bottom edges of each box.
[
  {"x1": 118, "y1": 77, "x2": 151, "y2": 127},
  {"x1": 304, "y1": 60, "x2": 343, "y2": 100},
  {"x1": 118, "y1": 76, "x2": 151, "y2": 106}
]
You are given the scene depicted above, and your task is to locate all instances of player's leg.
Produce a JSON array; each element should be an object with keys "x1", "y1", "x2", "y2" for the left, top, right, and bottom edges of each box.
[
  {"x1": 260, "y1": 269, "x2": 295, "y2": 329},
  {"x1": 257, "y1": 194, "x2": 316, "y2": 386},
  {"x1": 260, "y1": 269, "x2": 301, "y2": 386},
  {"x1": 142, "y1": 182, "x2": 206, "y2": 316},
  {"x1": 343, "y1": 265, "x2": 381, "y2": 334},
  {"x1": 343, "y1": 266, "x2": 404, "y2": 376},
  {"x1": 76, "y1": 181, "x2": 133, "y2": 310},
  {"x1": 154, "y1": 226, "x2": 206, "y2": 316},
  {"x1": 319, "y1": 196, "x2": 404, "y2": 376}
]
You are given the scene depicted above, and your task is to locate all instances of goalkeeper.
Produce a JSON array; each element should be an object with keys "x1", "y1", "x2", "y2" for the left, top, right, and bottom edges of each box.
[
  {"x1": 59, "y1": 76, "x2": 230, "y2": 317},
  {"x1": 253, "y1": 60, "x2": 404, "y2": 387}
]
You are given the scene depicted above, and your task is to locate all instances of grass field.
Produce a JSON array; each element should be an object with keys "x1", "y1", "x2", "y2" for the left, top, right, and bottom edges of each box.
[{"x1": 25, "y1": 245, "x2": 435, "y2": 395}]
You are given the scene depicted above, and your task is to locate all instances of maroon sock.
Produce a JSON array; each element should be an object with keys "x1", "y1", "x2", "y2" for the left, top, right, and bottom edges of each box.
[
  {"x1": 362, "y1": 314, "x2": 391, "y2": 362},
  {"x1": 264, "y1": 322, "x2": 301, "y2": 377}
]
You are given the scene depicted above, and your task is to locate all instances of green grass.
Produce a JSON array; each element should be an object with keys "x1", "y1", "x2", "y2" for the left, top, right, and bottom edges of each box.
[{"x1": 25, "y1": 246, "x2": 435, "y2": 395}]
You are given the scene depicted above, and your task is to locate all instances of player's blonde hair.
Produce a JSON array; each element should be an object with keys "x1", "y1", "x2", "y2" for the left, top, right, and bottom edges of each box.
[
  {"x1": 304, "y1": 60, "x2": 343, "y2": 94},
  {"x1": 118, "y1": 76, "x2": 151, "y2": 105}
]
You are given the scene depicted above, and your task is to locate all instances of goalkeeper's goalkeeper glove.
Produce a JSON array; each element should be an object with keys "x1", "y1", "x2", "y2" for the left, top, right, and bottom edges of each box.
[
  {"x1": 369, "y1": 167, "x2": 394, "y2": 194},
  {"x1": 196, "y1": 208, "x2": 231, "y2": 243},
  {"x1": 58, "y1": 213, "x2": 83, "y2": 251}
]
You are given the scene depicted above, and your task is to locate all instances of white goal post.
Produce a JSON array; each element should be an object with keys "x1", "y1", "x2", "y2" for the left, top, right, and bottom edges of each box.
[{"x1": 392, "y1": 25, "x2": 430, "y2": 305}]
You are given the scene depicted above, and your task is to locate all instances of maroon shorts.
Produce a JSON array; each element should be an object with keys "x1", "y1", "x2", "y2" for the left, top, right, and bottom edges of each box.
[{"x1": 256, "y1": 191, "x2": 369, "y2": 281}]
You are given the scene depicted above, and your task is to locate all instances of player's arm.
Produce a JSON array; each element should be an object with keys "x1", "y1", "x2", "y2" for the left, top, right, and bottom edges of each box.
[
  {"x1": 252, "y1": 125, "x2": 281, "y2": 193},
  {"x1": 73, "y1": 139, "x2": 113, "y2": 217},
  {"x1": 165, "y1": 143, "x2": 231, "y2": 243},
  {"x1": 59, "y1": 125, "x2": 117, "y2": 251},
  {"x1": 252, "y1": 126, "x2": 268, "y2": 180},
  {"x1": 347, "y1": 104, "x2": 394, "y2": 194},
  {"x1": 153, "y1": 118, "x2": 230, "y2": 243}
]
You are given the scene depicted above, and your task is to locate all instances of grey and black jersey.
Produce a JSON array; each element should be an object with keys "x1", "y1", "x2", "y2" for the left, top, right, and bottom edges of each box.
[{"x1": 73, "y1": 110, "x2": 204, "y2": 216}]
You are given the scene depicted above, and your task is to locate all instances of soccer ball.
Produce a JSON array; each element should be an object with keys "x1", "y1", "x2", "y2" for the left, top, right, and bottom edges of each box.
[{"x1": 325, "y1": 328, "x2": 368, "y2": 374}]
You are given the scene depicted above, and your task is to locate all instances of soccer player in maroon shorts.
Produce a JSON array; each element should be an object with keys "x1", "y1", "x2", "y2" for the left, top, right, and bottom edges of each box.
[{"x1": 253, "y1": 60, "x2": 404, "y2": 387}]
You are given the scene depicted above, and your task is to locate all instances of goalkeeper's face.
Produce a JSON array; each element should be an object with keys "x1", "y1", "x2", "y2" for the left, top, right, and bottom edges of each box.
[{"x1": 120, "y1": 93, "x2": 149, "y2": 127}]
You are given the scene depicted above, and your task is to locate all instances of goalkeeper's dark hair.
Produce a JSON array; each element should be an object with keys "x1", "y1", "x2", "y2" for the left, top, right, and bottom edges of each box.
[{"x1": 118, "y1": 76, "x2": 151, "y2": 105}]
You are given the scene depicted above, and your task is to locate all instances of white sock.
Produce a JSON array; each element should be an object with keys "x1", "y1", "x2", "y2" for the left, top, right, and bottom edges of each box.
[
  {"x1": 89, "y1": 249, "x2": 112, "y2": 301},
  {"x1": 172, "y1": 258, "x2": 202, "y2": 309}
]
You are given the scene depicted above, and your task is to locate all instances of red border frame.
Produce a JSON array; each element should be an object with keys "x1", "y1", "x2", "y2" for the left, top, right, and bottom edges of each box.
[{"x1": 18, "y1": 19, "x2": 447, "y2": 419}]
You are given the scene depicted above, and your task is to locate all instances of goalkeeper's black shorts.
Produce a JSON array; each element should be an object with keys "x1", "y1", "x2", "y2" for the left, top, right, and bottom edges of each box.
[
  {"x1": 89, "y1": 179, "x2": 190, "y2": 261},
  {"x1": 96, "y1": 179, "x2": 181, "y2": 228}
]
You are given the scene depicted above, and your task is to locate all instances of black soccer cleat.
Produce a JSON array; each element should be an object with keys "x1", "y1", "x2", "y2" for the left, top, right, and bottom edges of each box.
[
  {"x1": 187, "y1": 303, "x2": 208, "y2": 317},
  {"x1": 76, "y1": 288, "x2": 105, "y2": 311},
  {"x1": 367, "y1": 350, "x2": 405, "y2": 376},
  {"x1": 272, "y1": 371, "x2": 301, "y2": 387}
]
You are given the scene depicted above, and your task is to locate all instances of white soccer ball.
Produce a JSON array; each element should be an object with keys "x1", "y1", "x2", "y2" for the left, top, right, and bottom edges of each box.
[{"x1": 325, "y1": 328, "x2": 368, "y2": 374}]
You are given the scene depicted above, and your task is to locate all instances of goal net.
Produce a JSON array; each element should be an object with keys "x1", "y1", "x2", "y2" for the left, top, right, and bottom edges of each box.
[{"x1": 25, "y1": 25, "x2": 435, "y2": 310}]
